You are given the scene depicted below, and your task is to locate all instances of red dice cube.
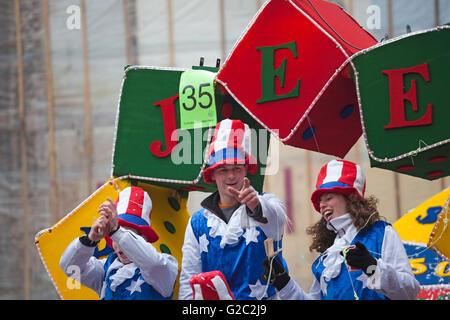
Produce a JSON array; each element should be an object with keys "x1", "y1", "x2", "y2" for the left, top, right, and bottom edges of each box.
[{"x1": 216, "y1": 0, "x2": 377, "y2": 157}]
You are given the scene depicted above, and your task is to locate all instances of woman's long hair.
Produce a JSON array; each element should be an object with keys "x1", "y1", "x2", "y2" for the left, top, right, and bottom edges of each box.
[{"x1": 306, "y1": 193, "x2": 383, "y2": 254}]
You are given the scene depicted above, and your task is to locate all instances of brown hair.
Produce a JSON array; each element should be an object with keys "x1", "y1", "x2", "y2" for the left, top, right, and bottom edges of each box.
[{"x1": 306, "y1": 193, "x2": 384, "y2": 254}]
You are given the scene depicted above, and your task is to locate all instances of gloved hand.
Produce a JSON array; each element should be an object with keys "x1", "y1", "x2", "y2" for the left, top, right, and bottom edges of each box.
[
  {"x1": 261, "y1": 257, "x2": 290, "y2": 291},
  {"x1": 341, "y1": 241, "x2": 377, "y2": 276}
]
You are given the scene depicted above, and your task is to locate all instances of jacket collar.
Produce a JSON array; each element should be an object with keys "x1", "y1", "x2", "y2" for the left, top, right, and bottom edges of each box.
[
  {"x1": 326, "y1": 213, "x2": 353, "y2": 238},
  {"x1": 201, "y1": 191, "x2": 228, "y2": 222}
]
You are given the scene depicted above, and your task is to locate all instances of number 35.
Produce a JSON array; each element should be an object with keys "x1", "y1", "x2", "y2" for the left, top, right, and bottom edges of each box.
[{"x1": 181, "y1": 83, "x2": 213, "y2": 111}]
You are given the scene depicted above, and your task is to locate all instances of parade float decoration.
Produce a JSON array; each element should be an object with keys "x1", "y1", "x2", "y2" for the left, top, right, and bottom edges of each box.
[
  {"x1": 111, "y1": 65, "x2": 269, "y2": 193},
  {"x1": 35, "y1": 179, "x2": 190, "y2": 299},
  {"x1": 216, "y1": 0, "x2": 377, "y2": 158},
  {"x1": 428, "y1": 196, "x2": 450, "y2": 261},
  {"x1": 34, "y1": 0, "x2": 450, "y2": 301},
  {"x1": 34, "y1": 65, "x2": 271, "y2": 299},
  {"x1": 393, "y1": 188, "x2": 450, "y2": 300},
  {"x1": 351, "y1": 26, "x2": 450, "y2": 180}
]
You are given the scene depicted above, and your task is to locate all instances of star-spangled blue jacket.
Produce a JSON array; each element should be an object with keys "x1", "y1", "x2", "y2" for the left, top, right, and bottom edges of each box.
[
  {"x1": 276, "y1": 215, "x2": 419, "y2": 300},
  {"x1": 312, "y1": 220, "x2": 390, "y2": 300},
  {"x1": 60, "y1": 227, "x2": 178, "y2": 300},
  {"x1": 101, "y1": 253, "x2": 172, "y2": 300},
  {"x1": 178, "y1": 191, "x2": 288, "y2": 300}
]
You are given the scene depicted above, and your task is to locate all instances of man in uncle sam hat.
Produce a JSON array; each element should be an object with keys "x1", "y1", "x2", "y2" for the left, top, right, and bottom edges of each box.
[
  {"x1": 60, "y1": 186, "x2": 178, "y2": 300},
  {"x1": 261, "y1": 159, "x2": 419, "y2": 300},
  {"x1": 179, "y1": 119, "x2": 288, "y2": 300}
]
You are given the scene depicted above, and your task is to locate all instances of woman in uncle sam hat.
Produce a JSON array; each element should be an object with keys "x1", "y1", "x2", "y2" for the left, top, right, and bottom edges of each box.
[
  {"x1": 262, "y1": 159, "x2": 420, "y2": 300},
  {"x1": 179, "y1": 119, "x2": 288, "y2": 300},
  {"x1": 60, "y1": 186, "x2": 178, "y2": 300}
]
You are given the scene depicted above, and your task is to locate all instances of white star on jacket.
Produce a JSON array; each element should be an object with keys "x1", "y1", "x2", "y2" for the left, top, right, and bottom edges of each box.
[
  {"x1": 199, "y1": 234, "x2": 209, "y2": 253},
  {"x1": 248, "y1": 279, "x2": 268, "y2": 300},
  {"x1": 243, "y1": 227, "x2": 260, "y2": 245},
  {"x1": 125, "y1": 278, "x2": 145, "y2": 295}
]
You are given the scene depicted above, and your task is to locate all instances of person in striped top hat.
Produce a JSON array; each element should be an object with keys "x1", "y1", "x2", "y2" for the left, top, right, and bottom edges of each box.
[
  {"x1": 179, "y1": 119, "x2": 288, "y2": 300},
  {"x1": 60, "y1": 186, "x2": 178, "y2": 300},
  {"x1": 262, "y1": 159, "x2": 419, "y2": 300}
]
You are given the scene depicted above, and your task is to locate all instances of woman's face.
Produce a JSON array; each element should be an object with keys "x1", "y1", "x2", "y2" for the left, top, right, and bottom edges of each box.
[{"x1": 319, "y1": 192, "x2": 348, "y2": 223}]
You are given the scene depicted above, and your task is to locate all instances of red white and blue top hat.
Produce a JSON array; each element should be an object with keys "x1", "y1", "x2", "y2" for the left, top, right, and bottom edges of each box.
[
  {"x1": 106, "y1": 186, "x2": 159, "y2": 245},
  {"x1": 190, "y1": 270, "x2": 235, "y2": 300},
  {"x1": 203, "y1": 119, "x2": 257, "y2": 184},
  {"x1": 311, "y1": 160, "x2": 366, "y2": 212}
]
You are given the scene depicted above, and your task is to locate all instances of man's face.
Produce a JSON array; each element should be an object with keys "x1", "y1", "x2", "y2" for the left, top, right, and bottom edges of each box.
[{"x1": 211, "y1": 164, "x2": 247, "y2": 203}]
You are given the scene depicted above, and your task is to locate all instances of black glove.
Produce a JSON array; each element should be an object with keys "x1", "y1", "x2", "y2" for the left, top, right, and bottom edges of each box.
[
  {"x1": 261, "y1": 257, "x2": 290, "y2": 291},
  {"x1": 341, "y1": 241, "x2": 377, "y2": 276},
  {"x1": 79, "y1": 234, "x2": 99, "y2": 247}
]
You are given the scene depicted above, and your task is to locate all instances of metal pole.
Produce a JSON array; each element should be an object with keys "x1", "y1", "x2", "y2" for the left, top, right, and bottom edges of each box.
[
  {"x1": 394, "y1": 173, "x2": 402, "y2": 219},
  {"x1": 43, "y1": 0, "x2": 60, "y2": 225},
  {"x1": 122, "y1": 0, "x2": 132, "y2": 65},
  {"x1": 434, "y1": 0, "x2": 440, "y2": 27},
  {"x1": 14, "y1": 0, "x2": 30, "y2": 300},
  {"x1": 305, "y1": 150, "x2": 315, "y2": 263},
  {"x1": 387, "y1": 0, "x2": 393, "y2": 38},
  {"x1": 306, "y1": 151, "x2": 313, "y2": 218},
  {"x1": 166, "y1": 0, "x2": 175, "y2": 67},
  {"x1": 80, "y1": 0, "x2": 93, "y2": 195},
  {"x1": 219, "y1": 0, "x2": 226, "y2": 61},
  {"x1": 284, "y1": 167, "x2": 294, "y2": 233}
]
